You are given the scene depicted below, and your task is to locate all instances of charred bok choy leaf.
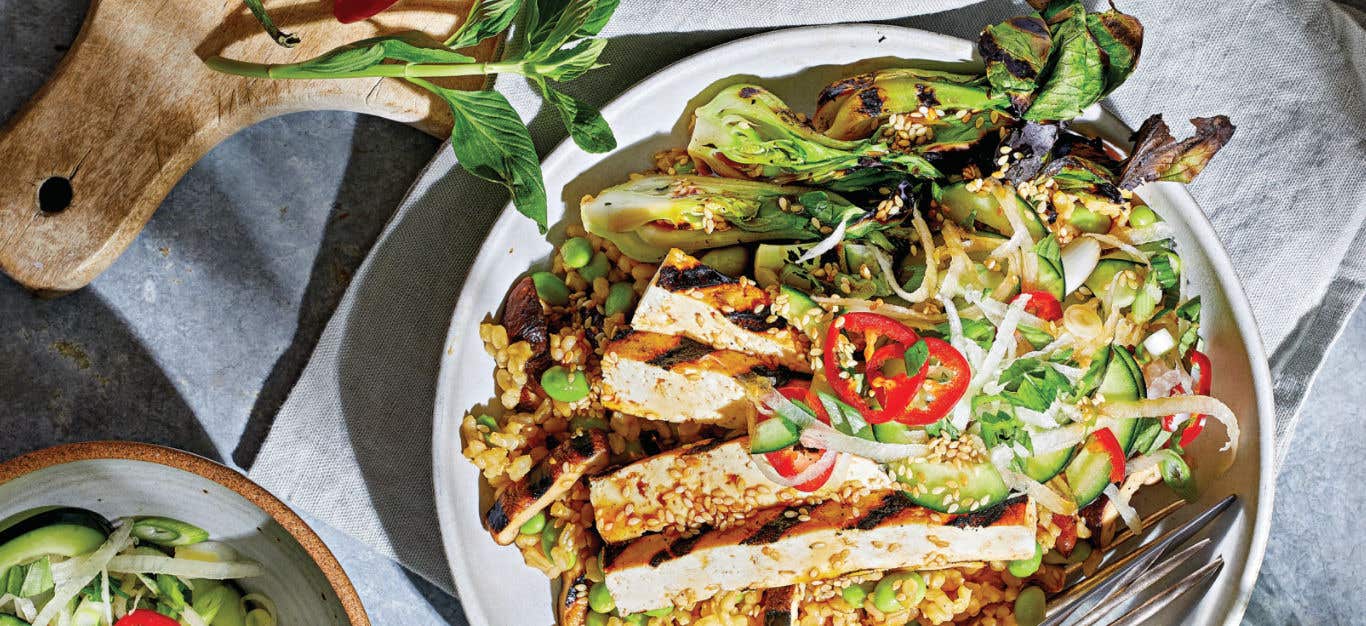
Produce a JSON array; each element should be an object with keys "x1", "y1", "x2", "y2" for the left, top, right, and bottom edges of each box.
[
  {"x1": 812, "y1": 68, "x2": 1009, "y2": 140},
  {"x1": 1118, "y1": 114, "x2": 1237, "y2": 189},
  {"x1": 581, "y1": 176, "x2": 887, "y2": 262},
  {"x1": 688, "y1": 84, "x2": 941, "y2": 191},
  {"x1": 212, "y1": 0, "x2": 623, "y2": 233},
  {"x1": 978, "y1": 0, "x2": 1142, "y2": 122}
]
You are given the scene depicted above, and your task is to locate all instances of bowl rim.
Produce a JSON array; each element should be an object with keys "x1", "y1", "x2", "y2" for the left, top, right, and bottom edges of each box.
[{"x1": 0, "y1": 441, "x2": 371, "y2": 626}]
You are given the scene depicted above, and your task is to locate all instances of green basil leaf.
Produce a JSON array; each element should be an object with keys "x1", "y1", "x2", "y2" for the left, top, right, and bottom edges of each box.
[
  {"x1": 978, "y1": 15, "x2": 1052, "y2": 109},
  {"x1": 1117, "y1": 115, "x2": 1236, "y2": 190},
  {"x1": 1025, "y1": 7, "x2": 1105, "y2": 122},
  {"x1": 537, "y1": 80, "x2": 616, "y2": 153},
  {"x1": 422, "y1": 84, "x2": 548, "y2": 231},
  {"x1": 1085, "y1": 8, "x2": 1143, "y2": 96},
  {"x1": 379, "y1": 35, "x2": 479, "y2": 64},
  {"x1": 925, "y1": 418, "x2": 961, "y2": 440},
  {"x1": 528, "y1": 0, "x2": 597, "y2": 58},
  {"x1": 241, "y1": 0, "x2": 299, "y2": 47},
  {"x1": 447, "y1": 0, "x2": 524, "y2": 49},
  {"x1": 1075, "y1": 345, "x2": 1111, "y2": 398},
  {"x1": 903, "y1": 338, "x2": 930, "y2": 375},
  {"x1": 533, "y1": 37, "x2": 607, "y2": 81},
  {"x1": 576, "y1": 0, "x2": 620, "y2": 37},
  {"x1": 1033, "y1": 234, "x2": 1062, "y2": 268}
]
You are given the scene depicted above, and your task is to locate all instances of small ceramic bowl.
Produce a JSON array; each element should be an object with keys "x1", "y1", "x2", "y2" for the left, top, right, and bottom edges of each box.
[{"x1": 0, "y1": 441, "x2": 369, "y2": 625}]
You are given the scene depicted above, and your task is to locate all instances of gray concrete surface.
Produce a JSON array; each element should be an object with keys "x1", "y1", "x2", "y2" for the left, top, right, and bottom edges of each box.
[{"x1": 1, "y1": 2, "x2": 1362, "y2": 624}]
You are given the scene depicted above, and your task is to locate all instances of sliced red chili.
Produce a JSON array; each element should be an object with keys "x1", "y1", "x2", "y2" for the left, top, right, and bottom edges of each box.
[
  {"x1": 1013, "y1": 290, "x2": 1063, "y2": 322},
  {"x1": 1089, "y1": 428, "x2": 1126, "y2": 483},
  {"x1": 896, "y1": 337, "x2": 970, "y2": 426},
  {"x1": 1164, "y1": 350, "x2": 1213, "y2": 448},
  {"x1": 761, "y1": 386, "x2": 834, "y2": 491},
  {"x1": 821, "y1": 313, "x2": 925, "y2": 424},
  {"x1": 115, "y1": 611, "x2": 180, "y2": 626},
  {"x1": 333, "y1": 0, "x2": 401, "y2": 23}
]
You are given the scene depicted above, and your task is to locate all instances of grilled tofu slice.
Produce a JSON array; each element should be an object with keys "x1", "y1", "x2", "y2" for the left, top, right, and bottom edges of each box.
[
  {"x1": 600, "y1": 331, "x2": 792, "y2": 426},
  {"x1": 602, "y1": 492, "x2": 1036, "y2": 613},
  {"x1": 558, "y1": 568, "x2": 592, "y2": 626},
  {"x1": 484, "y1": 430, "x2": 608, "y2": 545},
  {"x1": 590, "y1": 437, "x2": 897, "y2": 543},
  {"x1": 760, "y1": 585, "x2": 802, "y2": 626},
  {"x1": 633, "y1": 249, "x2": 809, "y2": 370}
]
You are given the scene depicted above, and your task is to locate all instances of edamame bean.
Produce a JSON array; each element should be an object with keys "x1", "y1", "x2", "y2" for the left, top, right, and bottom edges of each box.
[
  {"x1": 1067, "y1": 541, "x2": 1093, "y2": 565},
  {"x1": 579, "y1": 252, "x2": 611, "y2": 283},
  {"x1": 561, "y1": 237, "x2": 594, "y2": 269},
  {"x1": 588, "y1": 582, "x2": 615, "y2": 614},
  {"x1": 586, "y1": 611, "x2": 609, "y2": 626},
  {"x1": 841, "y1": 583, "x2": 867, "y2": 607},
  {"x1": 699, "y1": 247, "x2": 749, "y2": 277},
  {"x1": 1008, "y1": 542, "x2": 1043, "y2": 578},
  {"x1": 541, "y1": 366, "x2": 590, "y2": 403},
  {"x1": 1129, "y1": 204, "x2": 1160, "y2": 227},
  {"x1": 519, "y1": 511, "x2": 546, "y2": 535},
  {"x1": 1014, "y1": 585, "x2": 1047, "y2": 626},
  {"x1": 540, "y1": 521, "x2": 559, "y2": 557},
  {"x1": 604, "y1": 282, "x2": 637, "y2": 316},
  {"x1": 623, "y1": 615, "x2": 647, "y2": 626},
  {"x1": 872, "y1": 571, "x2": 923, "y2": 613},
  {"x1": 645, "y1": 606, "x2": 673, "y2": 617},
  {"x1": 532, "y1": 272, "x2": 570, "y2": 306}
]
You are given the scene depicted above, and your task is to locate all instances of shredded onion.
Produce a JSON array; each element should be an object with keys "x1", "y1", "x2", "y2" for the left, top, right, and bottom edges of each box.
[
  {"x1": 991, "y1": 185, "x2": 1035, "y2": 259},
  {"x1": 1145, "y1": 363, "x2": 1192, "y2": 400},
  {"x1": 800, "y1": 421, "x2": 928, "y2": 462},
  {"x1": 1126, "y1": 449, "x2": 1182, "y2": 476},
  {"x1": 1048, "y1": 362, "x2": 1086, "y2": 383},
  {"x1": 811, "y1": 296, "x2": 944, "y2": 327},
  {"x1": 1016, "y1": 403, "x2": 1062, "y2": 429},
  {"x1": 181, "y1": 605, "x2": 211, "y2": 626},
  {"x1": 1127, "y1": 221, "x2": 1176, "y2": 245},
  {"x1": 965, "y1": 290, "x2": 1046, "y2": 329},
  {"x1": 104, "y1": 555, "x2": 265, "y2": 580},
  {"x1": 32, "y1": 522, "x2": 134, "y2": 626},
  {"x1": 796, "y1": 216, "x2": 850, "y2": 263},
  {"x1": 750, "y1": 449, "x2": 838, "y2": 488},
  {"x1": 1084, "y1": 233, "x2": 1150, "y2": 266},
  {"x1": 1103, "y1": 483, "x2": 1143, "y2": 535},
  {"x1": 1100, "y1": 395, "x2": 1239, "y2": 463},
  {"x1": 1029, "y1": 422, "x2": 1090, "y2": 455},
  {"x1": 0, "y1": 594, "x2": 38, "y2": 623},
  {"x1": 1011, "y1": 470, "x2": 1077, "y2": 515}
]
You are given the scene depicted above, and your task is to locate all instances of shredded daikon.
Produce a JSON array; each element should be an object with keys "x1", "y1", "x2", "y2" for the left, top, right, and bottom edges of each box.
[
  {"x1": 990, "y1": 185, "x2": 1035, "y2": 259},
  {"x1": 0, "y1": 594, "x2": 38, "y2": 623},
  {"x1": 801, "y1": 421, "x2": 928, "y2": 462},
  {"x1": 1126, "y1": 221, "x2": 1176, "y2": 245},
  {"x1": 1103, "y1": 483, "x2": 1143, "y2": 535},
  {"x1": 104, "y1": 555, "x2": 265, "y2": 580},
  {"x1": 1084, "y1": 233, "x2": 1150, "y2": 266},
  {"x1": 32, "y1": 522, "x2": 133, "y2": 626},
  {"x1": 811, "y1": 296, "x2": 944, "y2": 328},
  {"x1": 1100, "y1": 395, "x2": 1239, "y2": 465},
  {"x1": 795, "y1": 215, "x2": 851, "y2": 263}
]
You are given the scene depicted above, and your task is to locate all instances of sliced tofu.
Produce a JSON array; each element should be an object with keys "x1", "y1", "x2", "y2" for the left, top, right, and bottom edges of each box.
[
  {"x1": 558, "y1": 569, "x2": 592, "y2": 626},
  {"x1": 602, "y1": 492, "x2": 1037, "y2": 613},
  {"x1": 760, "y1": 585, "x2": 802, "y2": 626},
  {"x1": 632, "y1": 249, "x2": 809, "y2": 371},
  {"x1": 589, "y1": 437, "x2": 896, "y2": 543},
  {"x1": 600, "y1": 330, "x2": 792, "y2": 426},
  {"x1": 483, "y1": 430, "x2": 608, "y2": 545}
]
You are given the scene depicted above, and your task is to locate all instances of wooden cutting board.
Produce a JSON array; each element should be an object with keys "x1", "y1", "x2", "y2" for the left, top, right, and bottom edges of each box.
[{"x1": 0, "y1": 0, "x2": 498, "y2": 296}]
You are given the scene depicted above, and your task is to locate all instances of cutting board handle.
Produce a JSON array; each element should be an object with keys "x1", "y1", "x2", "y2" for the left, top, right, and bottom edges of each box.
[{"x1": 0, "y1": 1, "x2": 493, "y2": 296}]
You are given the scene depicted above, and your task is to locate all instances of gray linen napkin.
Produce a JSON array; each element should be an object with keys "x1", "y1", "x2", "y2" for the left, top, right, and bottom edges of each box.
[{"x1": 247, "y1": 0, "x2": 1366, "y2": 592}]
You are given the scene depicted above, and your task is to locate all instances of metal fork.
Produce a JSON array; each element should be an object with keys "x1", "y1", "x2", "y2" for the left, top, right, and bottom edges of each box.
[{"x1": 1041, "y1": 494, "x2": 1237, "y2": 626}]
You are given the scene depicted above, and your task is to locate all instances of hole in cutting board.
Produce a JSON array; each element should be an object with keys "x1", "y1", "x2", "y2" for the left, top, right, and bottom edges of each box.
[{"x1": 38, "y1": 177, "x2": 73, "y2": 214}]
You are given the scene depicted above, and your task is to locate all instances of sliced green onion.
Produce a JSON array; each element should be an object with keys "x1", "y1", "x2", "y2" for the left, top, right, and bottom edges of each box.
[
  {"x1": 1159, "y1": 451, "x2": 1198, "y2": 501},
  {"x1": 132, "y1": 517, "x2": 210, "y2": 547}
]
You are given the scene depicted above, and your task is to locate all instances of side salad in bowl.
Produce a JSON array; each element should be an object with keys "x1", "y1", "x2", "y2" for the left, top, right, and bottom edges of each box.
[
  {"x1": 457, "y1": 1, "x2": 1239, "y2": 624},
  {"x1": 0, "y1": 508, "x2": 274, "y2": 626}
]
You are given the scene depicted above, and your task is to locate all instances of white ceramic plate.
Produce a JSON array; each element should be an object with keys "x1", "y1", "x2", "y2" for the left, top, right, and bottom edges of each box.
[{"x1": 433, "y1": 24, "x2": 1275, "y2": 626}]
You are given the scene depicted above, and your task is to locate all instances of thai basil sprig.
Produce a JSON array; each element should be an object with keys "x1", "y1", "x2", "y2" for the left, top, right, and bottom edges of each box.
[{"x1": 214, "y1": 0, "x2": 622, "y2": 232}]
